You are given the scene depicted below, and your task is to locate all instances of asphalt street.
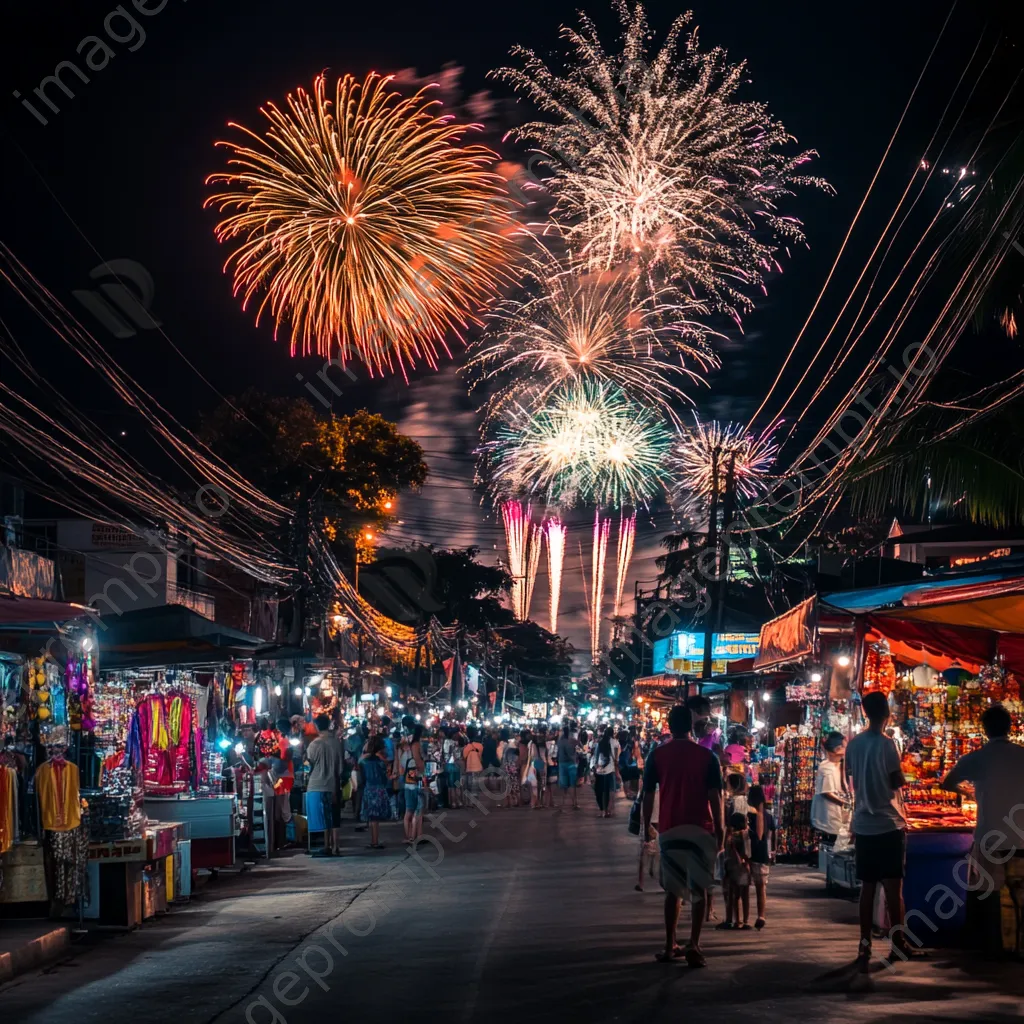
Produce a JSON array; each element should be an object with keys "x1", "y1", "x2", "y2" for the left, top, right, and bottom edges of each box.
[{"x1": 2, "y1": 796, "x2": 1023, "y2": 1023}]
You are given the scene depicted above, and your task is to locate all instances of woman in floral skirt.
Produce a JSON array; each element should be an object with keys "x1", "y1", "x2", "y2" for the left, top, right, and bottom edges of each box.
[
  {"x1": 360, "y1": 735, "x2": 392, "y2": 849},
  {"x1": 500, "y1": 727, "x2": 521, "y2": 808}
]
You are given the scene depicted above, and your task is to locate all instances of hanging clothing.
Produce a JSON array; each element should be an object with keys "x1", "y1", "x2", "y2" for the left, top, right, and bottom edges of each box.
[
  {"x1": 0, "y1": 765, "x2": 17, "y2": 853},
  {"x1": 47, "y1": 824, "x2": 89, "y2": 905},
  {"x1": 36, "y1": 758, "x2": 82, "y2": 832},
  {"x1": 130, "y1": 692, "x2": 202, "y2": 792}
]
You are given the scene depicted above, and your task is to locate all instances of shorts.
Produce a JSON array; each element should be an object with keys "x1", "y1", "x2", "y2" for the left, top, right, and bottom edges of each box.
[
  {"x1": 446, "y1": 764, "x2": 461, "y2": 786},
  {"x1": 306, "y1": 791, "x2": 341, "y2": 831},
  {"x1": 750, "y1": 862, "x2": 770, "y2": 881},
  {"x1": 854, "y1": 829, "x2": 906, "y2": 883},
  {"x1": 404, "y1": 785, "x2": 423, "y2": 815},
  {"x1": 558, "y1": 763, "x2": 578, "y2": 789}
]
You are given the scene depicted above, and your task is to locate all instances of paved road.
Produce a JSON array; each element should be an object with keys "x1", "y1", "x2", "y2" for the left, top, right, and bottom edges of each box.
[{"x1": 2, "y1": 798, "x2": 1023, "y2": 1023}]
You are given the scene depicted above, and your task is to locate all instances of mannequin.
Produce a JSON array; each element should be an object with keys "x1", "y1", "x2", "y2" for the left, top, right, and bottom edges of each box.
[{"x1": 36, "y1": 744, "x2": 87, "y2": 906}]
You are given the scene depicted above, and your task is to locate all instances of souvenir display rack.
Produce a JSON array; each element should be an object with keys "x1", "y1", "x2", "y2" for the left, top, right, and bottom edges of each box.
[{"x1": 776, "y1": 732, "x2": 818, "y2": 858}]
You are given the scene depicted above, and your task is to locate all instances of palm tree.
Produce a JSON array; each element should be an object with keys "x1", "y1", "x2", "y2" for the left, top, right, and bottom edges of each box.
[{"x1": 844, "y1": 400, "x2": 1024, "y2": 528}]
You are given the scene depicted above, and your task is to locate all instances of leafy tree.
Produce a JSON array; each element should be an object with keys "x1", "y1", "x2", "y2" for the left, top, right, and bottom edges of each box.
[
  {"x1": 428, "y1": 547, "x2": 514, "y2": 629},
  {"x1": 499, "y1": 620, "x2": 574, "y2": 701},
  {"x1": 199, "y1": 390, "x2": 427, "y2": 540}
]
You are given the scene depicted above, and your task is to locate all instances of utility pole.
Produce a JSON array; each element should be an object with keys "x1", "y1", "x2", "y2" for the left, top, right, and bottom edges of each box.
[
  {"x1": 714, "y1": 453, "x2": 738, "y2": 638},
  {"x1": 701, "y1": 447, "x2": 721, "y2": 681}
]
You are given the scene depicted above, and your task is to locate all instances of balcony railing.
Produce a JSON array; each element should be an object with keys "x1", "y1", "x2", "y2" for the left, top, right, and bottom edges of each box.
[{"x1": 167, "y1": 583, "x2": 215, "y2": 619}]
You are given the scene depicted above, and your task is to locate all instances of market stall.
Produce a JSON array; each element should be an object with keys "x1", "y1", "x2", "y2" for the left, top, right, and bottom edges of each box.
[
  {"x1": 0, "y1": 596, "x2": 96, "y2": 919},
  {"x1": 94, "y1": 607, "x2": 267, "y2": 878},
  {"x1": 821, "y1": 567, "x2": 1024, "y2": 948}
]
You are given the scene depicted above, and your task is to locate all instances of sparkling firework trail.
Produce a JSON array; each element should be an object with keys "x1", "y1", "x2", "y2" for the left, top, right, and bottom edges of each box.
[
  {"x1": 494, "y1": 2, "x2": 831, "y2": 325},
  {"x1": 671, "y1": 416, "x2": 779, "y2": 521},
  {"x1": 590, "y1": 511, "x2": 611, "y2": 664},
  {"x1": 502, "y1": 500, "x2": 529, "y2": 620},
  {"x1": 206, "y1": 72, "x2": 519, "y2": 378},
  {"x1": 483, "y1": 379, "x2": 672, "y2": 509},
  {"x1": 545, "y1": 518, "x2": 566, "y2": 634},
  {"x1": 612, "y1": 511, "x2": 636, "y2": 619},
  {"x1": 524, "y1": 520, "x2": 543, "y2": 624},
  {"x1": 467, "y1": 252, "x2": 717, "y2": 421}
]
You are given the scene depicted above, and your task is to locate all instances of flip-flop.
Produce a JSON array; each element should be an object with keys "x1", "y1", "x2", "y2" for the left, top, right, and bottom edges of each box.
[{"x1": 654, "y1": 946, "x2": 684, "y2": 962}]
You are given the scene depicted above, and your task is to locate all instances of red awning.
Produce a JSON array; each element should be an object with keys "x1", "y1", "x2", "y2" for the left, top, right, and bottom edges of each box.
[
  {"x1": 0, "y1": 595, "x2": 91, "y2": 626},
  {"x1": 866, "y1": 616, "x2": 993, "y2": 671}
]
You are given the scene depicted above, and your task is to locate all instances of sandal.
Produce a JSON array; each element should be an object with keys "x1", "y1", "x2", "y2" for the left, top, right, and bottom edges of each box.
[
  {"x1": 635, "y1": 884, "x2": 644, "y2": 892},
  {"x1": 715, "y1": 921, "x2": 734, "y2": 930},
  {"x1": 739, "y1": 923, "x2": 753, "y2": 930},
  {"x1": 754, "y1": 918, "x2": 766, "y2": 930},
  {"x1": 684, "y1": 946, "x2": 707, "y2": 968}
]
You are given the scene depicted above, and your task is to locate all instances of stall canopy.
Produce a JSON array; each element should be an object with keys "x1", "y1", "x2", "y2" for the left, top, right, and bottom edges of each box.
[
  {"x1": 754, "y1": 596, "x2": 816, "y2": 670},
  {"x1": 0, "y1": 594, "x2": 92, "y2": 629},
  {"x1": 98, "y1": 605, "x2": 264, "y2": 668},
  {"x1": 821, "y1": 569, "x2": 1024, "y2": 675}
]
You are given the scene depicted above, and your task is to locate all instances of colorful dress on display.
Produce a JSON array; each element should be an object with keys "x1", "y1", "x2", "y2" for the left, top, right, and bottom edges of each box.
[
  {"x1": 0, "y1": 765, "x2": 17, "y2": 853},
  {"x1": 35, "y1": 757, "x2": 81, "y2": 832},
  {"x1": 126, "y1": 692, "x2": 203, "y2": 793}
]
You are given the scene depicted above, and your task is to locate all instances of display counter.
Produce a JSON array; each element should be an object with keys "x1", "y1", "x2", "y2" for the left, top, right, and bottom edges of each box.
[{"x1": 144, "y1": 794, "x2": 238, "y2": 870}]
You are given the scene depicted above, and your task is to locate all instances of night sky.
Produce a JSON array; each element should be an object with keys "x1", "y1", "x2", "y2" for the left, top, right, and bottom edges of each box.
[{"x1": 0, "y1": 0, "x2": 1010, "y2": 657}]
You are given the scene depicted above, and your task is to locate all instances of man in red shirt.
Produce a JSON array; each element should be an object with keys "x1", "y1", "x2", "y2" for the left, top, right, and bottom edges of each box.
[{"x1": 642, "y1": 704, "x2": 724, "y2": 967}]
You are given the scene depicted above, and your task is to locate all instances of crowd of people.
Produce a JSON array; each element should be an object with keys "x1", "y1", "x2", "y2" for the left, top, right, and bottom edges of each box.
[
  {"x1": 224, "y1": 687, "x2": 1024, "y2": 969},
  {"x1": 226, "y1": 711, "x2": 664, "y2": 854}
]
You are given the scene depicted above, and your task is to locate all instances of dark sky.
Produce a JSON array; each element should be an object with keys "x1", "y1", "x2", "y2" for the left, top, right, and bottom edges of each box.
[{"x1": 0, "y1": 0, "x2": 1010, "y2": 655}]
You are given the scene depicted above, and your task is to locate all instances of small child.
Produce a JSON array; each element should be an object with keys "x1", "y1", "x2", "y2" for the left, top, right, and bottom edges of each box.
[
  {"x1": 636, "y1": 788, "x2": 659, "y2": 891},
  {"x1": 726, "y1": 772, "x2": 749, "y2": 816},
  {"x1": 724, "y1": 811, "x2": 752, "y2": 929}
]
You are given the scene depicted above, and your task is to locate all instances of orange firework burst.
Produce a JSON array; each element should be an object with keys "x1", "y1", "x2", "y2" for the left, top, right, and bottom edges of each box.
[{"x1": 205, "y1": 72, "x2": 519, "y2": 377}]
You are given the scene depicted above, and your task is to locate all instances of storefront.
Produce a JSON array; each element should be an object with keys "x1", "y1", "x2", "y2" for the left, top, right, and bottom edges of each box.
[
  {"x1": 0, "y1": 596, "x2": 97, "y2": 920},
  {"x1": 94, "y1": 606, "x2": 268, "y2": 884},
  {"x1": 821, "y1": 569, "x2": 1024, "y2": 945},
  {"x1": 754, "y1": 568, "x2": 1024, "y2": 947}
]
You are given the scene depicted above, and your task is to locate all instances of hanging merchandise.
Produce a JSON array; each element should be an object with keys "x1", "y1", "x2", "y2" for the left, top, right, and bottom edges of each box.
[
  {"x1": 66, "y1": 656, "x2": 97, "y2": 733},
  {"x1": 0, "y1": 764, "x2": 16, "y2": 853},
  {"x1": 863, "y1": 641, "x2": 897, "y2": 694},
  {"x1": 775, "y1": 732, "x2": 817, "y2": 857},
  {"x1": 120, "y1": 684, "x2": 204, "y2": 795},
  {"x1": 227, "y1": 662, "x2": 246, "y2": 711},
  {"x1": 35, "y1": 752, "x2": 82, "y2": 832},
  {"x1": 47, "y1": 815, "x2": 90, "y2": 905}
]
